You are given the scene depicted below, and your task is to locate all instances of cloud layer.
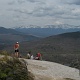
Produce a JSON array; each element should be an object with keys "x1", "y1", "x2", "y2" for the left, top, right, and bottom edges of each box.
[{"x1": 0, "y1": 0, "x2": 80, "y2": 28}]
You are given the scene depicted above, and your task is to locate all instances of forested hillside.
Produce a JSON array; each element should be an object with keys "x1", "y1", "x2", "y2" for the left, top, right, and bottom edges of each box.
[
  {"x1": 4, "y1": 31, "x2": 80, "y2": 67},
  {"x1": 0, "y1": 27, "x2": 40, "y2": 49}
]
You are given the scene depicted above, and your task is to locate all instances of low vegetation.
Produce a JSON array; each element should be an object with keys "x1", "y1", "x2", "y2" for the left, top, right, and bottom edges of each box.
[
  {"x1": 0, "y1": 55, "x2": 34, "y2": 80},
  {"x1": 64, "y1": 78, "x2": 75, "y2": 80}
]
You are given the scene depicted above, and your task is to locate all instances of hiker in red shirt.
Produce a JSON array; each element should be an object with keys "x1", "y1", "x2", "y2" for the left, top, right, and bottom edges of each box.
[
  {"x1": 14, "y1": 42, "x2": 19, "y2": 57},
  {"x1": 35, "y1": 52, "x2": 42, "y2": 60}
]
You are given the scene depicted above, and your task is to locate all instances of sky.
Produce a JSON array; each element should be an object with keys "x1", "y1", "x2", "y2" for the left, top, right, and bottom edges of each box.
[{"x1": 0, "y1": 0, "x2": 80, "y2": 28}]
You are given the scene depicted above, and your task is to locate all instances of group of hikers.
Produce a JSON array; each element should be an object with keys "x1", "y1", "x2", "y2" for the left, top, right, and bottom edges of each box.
[
  {"x1": 27, "y1": 51, "x2": 42, "y2": 60},
  {"x1": 14, "y1": 42, "x2": 42, "y2": 60}
]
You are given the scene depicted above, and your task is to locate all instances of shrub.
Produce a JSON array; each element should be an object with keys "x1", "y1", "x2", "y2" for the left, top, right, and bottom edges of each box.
[
  {"x1": 0, "y1": 56, "x2": 34, "y2": 80},
  {"x1": 64, "y1": 78, "x2": 75, "y2": 80}
]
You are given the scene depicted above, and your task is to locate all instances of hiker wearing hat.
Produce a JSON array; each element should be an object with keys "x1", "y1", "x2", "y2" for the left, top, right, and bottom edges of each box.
[{"x1": 14, "y1": 42, "x2": 19, "y2": 57}]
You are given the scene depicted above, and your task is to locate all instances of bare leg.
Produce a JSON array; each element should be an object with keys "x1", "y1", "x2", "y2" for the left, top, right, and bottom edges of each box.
[
  {"x1": 15, "y1": 52, "x2": 17, "y2": 57},
  {"x1": 16, "y1": 52, "x2": 19, "y2": 57}
]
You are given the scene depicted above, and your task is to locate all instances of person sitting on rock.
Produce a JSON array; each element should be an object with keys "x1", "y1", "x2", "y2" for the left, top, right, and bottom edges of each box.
[{"x1": 35, "y1": 52, "x2": 42, "y2": 60}]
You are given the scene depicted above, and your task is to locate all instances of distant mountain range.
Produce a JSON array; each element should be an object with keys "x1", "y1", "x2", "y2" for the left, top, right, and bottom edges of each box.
[
  {"x1": 2, "y1": 26, "x2": 80, "y2": 67},
  {"x1": 0, "y1": 27, "x2": 40, "y2": 49},
  {"x1": 0, "y1": 27, "x2": 20, "y2": 34},
  {"x1": 1, "y1": 25, "x2": 80, "y2": 67},
  {"x1": 18, "y1": 31, "x2": 80, "y2": 66},
  {"x1": 13, "y1": 24, "x2": 80, "y2": 28},
  {"x1": 14, "y1": 24, "x2": 80, "y2": 37}
]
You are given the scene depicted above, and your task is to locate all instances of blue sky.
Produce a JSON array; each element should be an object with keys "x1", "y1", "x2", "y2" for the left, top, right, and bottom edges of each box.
[{"x1": 0, "y1": 0, "x2": 80, "y2": 28}]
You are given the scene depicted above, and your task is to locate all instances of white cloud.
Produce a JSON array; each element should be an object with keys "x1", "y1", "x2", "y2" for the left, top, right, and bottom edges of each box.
[
  {"x1": 0, "y1": 0, "x2": 80, "y2": 28},
  {"x1": 54, "y1": 21, "x2": 63, "y2": 25}
]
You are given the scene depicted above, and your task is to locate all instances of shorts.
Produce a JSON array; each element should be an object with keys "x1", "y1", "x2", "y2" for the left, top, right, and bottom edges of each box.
[{"x1": 15, "y1": 49, "x2": 19, "y2": 52}]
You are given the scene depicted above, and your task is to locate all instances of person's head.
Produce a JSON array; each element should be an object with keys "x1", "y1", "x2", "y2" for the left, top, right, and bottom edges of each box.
[
  {"x1": 28, "y1": 51, "x2": 31, "y2": 54},
  {"x1": 38, "y1": 52, "x2": 40, "y2": 54}
]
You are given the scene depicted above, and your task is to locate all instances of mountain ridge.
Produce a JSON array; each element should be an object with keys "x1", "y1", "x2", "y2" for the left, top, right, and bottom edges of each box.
[
  {"x1": 13, "y1": 24, "x2": 80, "y2": 28},
  {"x1": 0, "y1": 26, "x2": 40, "y2": 49},
  {"x1": 1, "y1": 27, "x2": 80, "y2": 69},
  {"x1": 3, "y1": 31, "x2": 80, "y2": 67},
  {"x1": 14, "y1": 24, "x2": 80, "y2": 37}
]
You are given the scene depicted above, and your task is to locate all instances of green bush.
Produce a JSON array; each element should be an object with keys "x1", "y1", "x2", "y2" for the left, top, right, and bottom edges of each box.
[
  {"x1": 0, "y1": 50, "x2": 10, "y2": 56},
  {"x1": 64, "y1": 78, "x2": 75, "y2": 80},
  {"x1": 0, "y1": 56, "x2": 34, "y2": 80}
]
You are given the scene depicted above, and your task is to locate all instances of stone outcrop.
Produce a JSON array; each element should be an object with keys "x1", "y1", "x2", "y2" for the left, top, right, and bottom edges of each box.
[{"x1": 24, "y1": 59, "x2": 80, "y2": 80}]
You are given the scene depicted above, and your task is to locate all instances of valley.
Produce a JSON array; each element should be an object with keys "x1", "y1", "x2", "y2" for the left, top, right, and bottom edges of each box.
[{"x1": 0, "y1": 26, "x2": 80, "y2": 69}]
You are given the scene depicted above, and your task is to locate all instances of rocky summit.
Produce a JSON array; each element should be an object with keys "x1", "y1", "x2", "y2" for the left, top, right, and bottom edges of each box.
[{"x1": 24, "y1": 59, "x2": 80, "y2": 80}]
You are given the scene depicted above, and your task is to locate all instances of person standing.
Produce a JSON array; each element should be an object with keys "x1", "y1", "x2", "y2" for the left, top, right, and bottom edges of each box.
[{"x1": 14, "y1": 42, "x2": 19, "y2": 57}]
